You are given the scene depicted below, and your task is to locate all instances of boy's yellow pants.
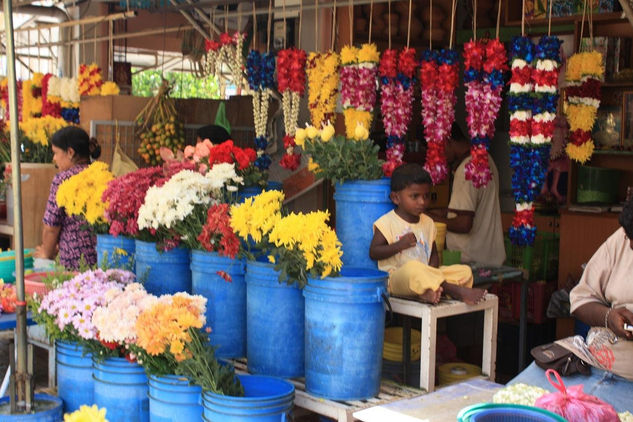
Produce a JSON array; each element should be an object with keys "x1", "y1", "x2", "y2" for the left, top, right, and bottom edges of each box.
[{"x1": 388, "y1": 261, "x2": 473, "y2": 297}]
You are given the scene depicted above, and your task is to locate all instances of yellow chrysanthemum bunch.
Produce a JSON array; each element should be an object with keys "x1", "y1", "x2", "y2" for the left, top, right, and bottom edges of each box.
[
  {"x1": 22, "y1": 74, "x2": 44, "y2": 119},
  {"x1": 268, "y1": 210, "x2": 342, "y2": 279},
  {"x1": 56, "y1": 161, "x2": 114, "y2": 225},
  {"x1": 19, "y1": 115, "x2": 69, "y2": 146},
  {"x1": 307, "y1": 51, "x2": 340, "y2": 128},
  {"x1": 564, "y1": 50, "x2": 604, "y2": 163},
  {"x1": 64, "y1": 405, "x2": 108, "y2": 422},
  {"x1": 100, "y1": 81, "x2": 120, "y2": 96},
  {"x1": 135, "y1": 293, "x2": 206, "y2": 362},
  {"x1": 230, "y1": 190, "x2": 284, "y2": 243}
]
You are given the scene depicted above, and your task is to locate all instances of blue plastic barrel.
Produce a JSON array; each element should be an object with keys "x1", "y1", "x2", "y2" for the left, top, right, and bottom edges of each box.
[
  {"x1": 304, "y1": 267, "x2": 388, "y2": 400},
  {"x1": 334, "y1": 179, "x2": 394, "y2": 269},
  {"x1": 148, "y1": 375, "x2": 202, "y2": 422},
  {"x1": 96, "y1": 234, "x2": 135, "y2": 268},
  {"x1": 202, "y1": 374, "x2": 294, "y2": 422},
  {"x1": 0, "y1": 394, "x2": 63, "y2": 421},
  {"x1": 93, "y1": 357, "x2": 149, "y2": 422},
  {"x1": 191, "y1": 251, "x2": 246, "y2": 358},
  {"x1": 246, "y1": 260, "x2": 304, "y2": 377},
  {"x1": 134, "y1": 240, "x2": 191, "y2": 295},
  {"x1": 56, "y1": 340, "x2": 93, "y2": 412}
]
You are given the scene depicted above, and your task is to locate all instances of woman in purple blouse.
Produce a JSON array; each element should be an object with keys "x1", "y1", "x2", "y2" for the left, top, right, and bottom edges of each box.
[{"x1": 34, "y1": 127, "x2": 101, "y2": 270}]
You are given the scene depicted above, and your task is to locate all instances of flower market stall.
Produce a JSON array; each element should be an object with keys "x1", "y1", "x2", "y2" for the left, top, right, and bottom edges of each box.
[{"x1": 2, "y1": 0, "x2": 633, "y2": 420}]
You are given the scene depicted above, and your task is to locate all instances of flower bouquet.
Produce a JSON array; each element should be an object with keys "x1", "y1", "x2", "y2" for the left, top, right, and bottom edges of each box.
[
  {"x1": 182, "y1": 139, "x2": 265, "y2": 189},
  {"x1": 0, "y1": 280, "x2": 17, "y2": 314},
  {"x1": 296, "y1": 122, "x2": 383, "y2": 185},
  {"x1": 33, "y1": 269, "x2": 135, "y2": 343},
  {"x1": 230, "y1": 190, "x2": 343, "y2": 288},
  {"x1": 56, "y1": 161, "x2": 114, "y2": 234},
  {"x1": 136, "y1": 164, "x2": 243, "y2": 250}
]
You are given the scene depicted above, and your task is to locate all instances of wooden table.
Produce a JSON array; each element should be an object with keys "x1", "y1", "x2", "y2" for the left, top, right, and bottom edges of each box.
[
  {"x1": 390, "y1": 294, "x2": 499, "y2": 393},
  {"x1": 353, "y1": 378, "x2": 503, "y2": 422}
]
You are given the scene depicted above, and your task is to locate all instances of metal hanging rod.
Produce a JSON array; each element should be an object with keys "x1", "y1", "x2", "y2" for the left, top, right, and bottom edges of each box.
[{"x1": 0, "y1": 10, "x2": 136, "y2": 34}]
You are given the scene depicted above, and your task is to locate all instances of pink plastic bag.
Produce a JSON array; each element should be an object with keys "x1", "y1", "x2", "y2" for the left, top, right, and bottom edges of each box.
[{"x1": 535, "y1": 369, "x2": 620, "y2": 422}]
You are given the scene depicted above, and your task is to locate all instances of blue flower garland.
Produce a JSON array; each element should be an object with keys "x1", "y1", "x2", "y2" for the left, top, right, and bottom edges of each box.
[{"x1": 247, "y1": 50, "x2": 276, "y2": 170}]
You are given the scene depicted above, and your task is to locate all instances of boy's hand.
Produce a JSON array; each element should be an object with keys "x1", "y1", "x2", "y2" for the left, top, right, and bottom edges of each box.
[{"x1": 396, "y1": 232, "x2": 417, "y2": 252}]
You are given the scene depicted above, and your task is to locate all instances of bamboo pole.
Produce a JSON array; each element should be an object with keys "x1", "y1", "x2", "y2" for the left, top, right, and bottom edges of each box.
[{"x1": 0, "y1": 10, "x2": 136, "y2": 35}]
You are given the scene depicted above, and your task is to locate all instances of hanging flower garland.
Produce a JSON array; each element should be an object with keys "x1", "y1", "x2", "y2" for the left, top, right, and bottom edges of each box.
[
  {"x1": 247, "y1": 50, "x2": 276, "y2": 170},
  {"x1": 278, "y1": 47, "x2": 307, "y2": 171},
  {"x1": 59, "y1": 77, "x2": 80, "y2": 124},
  {"x1": 78, "y1": 63, "x2": 104, "y2": 96},
  {"x1": 380, "y1": 47, "x2": 416, "y2": 177},
  {"x1": 230, "y1": 32, "x2": 246, "y2": 90},
  {"x1": 306, "y1": 51, "x2": 340, "y2": 129},
  {"x1": 41, "y1": 74, "x2": 62, "y2": 118},
  {"x1": 463, "y1": 39, "x2": 507, "y2": 188},
  {"x1": 421, "y1": 49, "x2": 459, "y2": 185},
  {"x1": 204, "y1": 38, "x2": 221, "y2": 76},
  {"x1": 564, "y1": 51, "x2": 603, "y2": 163},
  {"x1": 22, "y1": 73, "x2": 43, "y2": 120},
  {"x1": 340, "y1": 43, "x2": 380, "y2": 139}
]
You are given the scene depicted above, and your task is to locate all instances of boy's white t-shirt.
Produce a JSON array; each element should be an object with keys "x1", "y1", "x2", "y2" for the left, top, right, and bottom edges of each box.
[{"x1": 373, "y1": 210, "x2": 437, "y2": 274}]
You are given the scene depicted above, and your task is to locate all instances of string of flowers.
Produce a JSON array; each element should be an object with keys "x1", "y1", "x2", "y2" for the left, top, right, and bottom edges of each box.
[
  {"x1": 306, "y1": 51, "x2": 340, "y2": 128},
  {"x1": 380, "y1": 48, "x2": 417, "y2": 177},
  {"x1": 59, "y1": 77, "x2": 80, "y2": 124},
  {"x1": 277, "y1": 47, "x2": 307, "y2": 171},
  {"x1": 22, "y1": 73, "x2": 43, "y2": 120},
  {"x1": 463, "y1": 39, "x2": 507, "y2": 188},
  {"x1": 340, "y1": 43, "x2": 380, "y2": 139},
  {"x1": 41, "y1": 74, "x2": 62, "y2": 118},
  {"x1": 246, "y1": 50, "x2": 276, "y2": 170},
  {"x1": 420, "y1": 49, "x2": 459, "y2": 185},
  {"x1": 564, "y1": 50, "x2": 603, "y2": 163},
  {"x1": 78, "y1": 63, "x2": 104, "y2": 96},
  {"x1": 0, "y1": 78, "x2": 22, "y2": 121}
]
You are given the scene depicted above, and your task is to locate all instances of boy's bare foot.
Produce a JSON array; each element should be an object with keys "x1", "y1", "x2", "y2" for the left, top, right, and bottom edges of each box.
[
  {"x1": 441, "y1": 283, "x2": 487, "y2": 305},
  {"x1": 418, "y1": 287, "x2": 443, "y2": 304}
]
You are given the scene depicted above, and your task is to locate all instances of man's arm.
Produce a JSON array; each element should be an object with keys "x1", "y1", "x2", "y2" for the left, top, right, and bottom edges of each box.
[{"x1": 431, "y1": 209, "x2": 474, "y2": 234}]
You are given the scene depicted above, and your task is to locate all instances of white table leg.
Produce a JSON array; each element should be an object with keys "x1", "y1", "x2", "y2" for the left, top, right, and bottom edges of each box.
[
  {"x1": 420, "y1": 307, "x2": 437, "y2": 392},
  {"x1": 482, "y1": 299, "x2": 498, "y2": 381}
]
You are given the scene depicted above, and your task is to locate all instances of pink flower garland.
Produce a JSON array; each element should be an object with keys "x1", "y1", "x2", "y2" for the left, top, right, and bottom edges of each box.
[
  {"x1": 380, "y1": 48, "x2": 416, "y2": 177},
  {"x1": 420, "y1": 50, "x2": 459, "y2": 185},
  {"x1": 463, "y1": 39, "x2": 507, "y2": 188}
]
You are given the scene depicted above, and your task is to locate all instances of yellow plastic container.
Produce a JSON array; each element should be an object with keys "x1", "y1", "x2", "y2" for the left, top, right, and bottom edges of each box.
[
  {"x1": 383, "y1": 327, "x2": 421, "y2": 361},
  {"x1": 437, "y1": 362, "x2": 481, "y2": 386}
]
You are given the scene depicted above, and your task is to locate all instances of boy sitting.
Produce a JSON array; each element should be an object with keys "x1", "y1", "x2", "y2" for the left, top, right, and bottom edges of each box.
[{"x1": 369, "y1": 164, "x2": 487, "y2": 305}]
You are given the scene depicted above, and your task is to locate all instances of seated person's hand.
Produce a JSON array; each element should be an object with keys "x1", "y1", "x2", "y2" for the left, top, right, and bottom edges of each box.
[
  {"x1": 607, "y1": 307, "x2": 633, "y2": 340},
  {"x1": 33, "y1": 245, "x2": 52, "y2": 259},
  {"x1": 396, "y1": 232, "x2": 417, "y2": 251}
]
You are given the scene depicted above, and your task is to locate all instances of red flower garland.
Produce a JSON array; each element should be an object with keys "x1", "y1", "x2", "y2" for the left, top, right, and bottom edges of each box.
[{"x1": 278, "y1": 48, "x2": 307, "y2": 171}]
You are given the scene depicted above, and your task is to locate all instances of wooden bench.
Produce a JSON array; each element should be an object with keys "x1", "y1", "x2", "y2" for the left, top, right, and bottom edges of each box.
[
  {"x1": 230, "y1": 358, "x2": 423, "y2": 422},
  {"x1": 389, "y1": 293, "x2": 498, "y2": 393}
]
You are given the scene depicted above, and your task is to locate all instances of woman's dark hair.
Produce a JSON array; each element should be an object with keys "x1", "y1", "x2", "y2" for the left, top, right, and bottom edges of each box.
[
  {"x1": 391, "y1": 163, "x2": 433, "y2": 192},
  {"x1": 196, "y1": 124, "x2": 231, "y2": 144},
  {"x1": 51, "y1": 126, "x2": 101, "y2": 161},
  {"x1": 619, "y1": 197, "x2": 633, "y2": 239}
]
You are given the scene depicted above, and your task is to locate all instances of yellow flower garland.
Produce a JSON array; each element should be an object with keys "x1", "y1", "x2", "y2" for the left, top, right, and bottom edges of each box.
[
  {"x1": 56, "y1": 161, "x2": 114, "y2": 225},
  {"x1": 22, "y1": 73, "x2": 44, "y2": 119},
  {"x1": 307, "y1": 51, "x2": 340, "y2": 128}
]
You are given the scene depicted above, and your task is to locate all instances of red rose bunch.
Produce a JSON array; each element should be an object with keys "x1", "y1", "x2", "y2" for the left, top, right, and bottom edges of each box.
[{"x1": 197, "y1": 203, "x2": 240, "y2": 258}]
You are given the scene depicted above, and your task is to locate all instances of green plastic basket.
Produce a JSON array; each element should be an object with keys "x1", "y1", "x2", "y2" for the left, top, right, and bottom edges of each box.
[
  {"x1": 458, "y1": 403, "x2": 567, "y2": 422},
  {"x1": 504, "y1": 232, "x2": 559, "y2": 282}
]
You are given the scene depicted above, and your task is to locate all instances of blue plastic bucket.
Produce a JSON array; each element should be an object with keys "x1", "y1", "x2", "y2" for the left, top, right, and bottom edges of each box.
[
  {"x1": 304, "y1": 267, "x2": 388, "y2": 400},
  {"x1": 56, "y1": 340, "x2": 93, "y2": 412},
  {"x1": 134, "y1": 240, "x2": 191, "y2": 295},
  {"x1": 93, "y1": 357, "x2": 149, "y2": 422},
  {"x1": 334, "y1": 179, "x2": 394, "y2": 269},
  {"x1": 237, "y1": 181, "x2": 283, "y2": 202},
  {"x1": 0, "y1": 394, "x2": 63, "y2": 421},
  {"x1": 246, "y1": 261, "x2": 304, "y2": 378},
  {"x1": 191, "y1": 251, "x2": 246, "y2": 358},
  {"x1": 96, "y1": 234, "x2": 135, "y2": 268},
  {"x1": 148, "y1": 375, "x2": 202, "y2": 422},
  {"x1": 202, "y1": 374, "x2": 294, "y2": 422}
]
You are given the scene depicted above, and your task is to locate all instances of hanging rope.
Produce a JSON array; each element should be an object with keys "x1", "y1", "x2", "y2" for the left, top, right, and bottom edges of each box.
[
  {"x1": 298, "y1": 0, "x2": 303, "y2": 49},
  {"x1": 521, "y1": 0, "x2": 525, "y2": 37},
  {"x1": 82, "y1": 24, "x2": 86, "y2": 64},
  {"x1": 225, "y1": 4, "x2": 229, "y2": 33},
  {"x1": 388, "y1": 0, "x2": 391, "y2": 49},
  {"x1": 283, "y1": 0, "x2": 287, "y2": 49},
  {"x1": 368, "y1": 0, "x2": 374, "y2": 43},
  {"x1": 579, "y1": 0, "x2": 587, "y2": 52},
  {"x1": 109, "y1": 20, "x2": 114, "y2": 81},
  {"x1": 349, "y1": 0, "x2": 353, "y2": 46},
  {"x1": 267, "y1": 0, "x2": 273, "y2": 53},
  {"x1": 429, "y1": 0, "x2": 432, "y2": 49},
  {"x1": 589, "y1": 0, "x2": 594, "y2": 47},
  {"x1": 449, "y1": 0, "x2": 456, "y2": 49},
  {"x1": 406, "y1": 0, "x2": 411, "y2": 48},
  {"x1": 473, "y1": 0, "x2": 477, "y2": 41},
  {"x1": 252, "y1": 2, "x2": 257, "y2": 48},
  {"x1": 315, "y1": 0, "x2": 319, "y2": 51},
  {"x1": 93, "y1": 24, "x2": 97, "y2": 64},
  {"x1": 331, "y1": 0, "x2": 337, "y2": 50},
  {"x1": 548, "y1": 0, "x2": 553, "y2": 36},
  {"x1": 496, "y1": 0, "x2": 502, "y2": 39}
]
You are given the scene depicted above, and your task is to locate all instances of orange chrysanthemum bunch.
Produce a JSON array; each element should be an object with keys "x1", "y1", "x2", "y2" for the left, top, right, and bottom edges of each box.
[{"x1": 135, "y1": 293, "x2": 206, "y2": 363}]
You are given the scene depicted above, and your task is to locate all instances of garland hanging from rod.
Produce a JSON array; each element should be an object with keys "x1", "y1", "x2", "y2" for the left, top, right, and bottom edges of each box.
[{"x1": 278, "y1": 47, "x2": 307, "y2": 170}]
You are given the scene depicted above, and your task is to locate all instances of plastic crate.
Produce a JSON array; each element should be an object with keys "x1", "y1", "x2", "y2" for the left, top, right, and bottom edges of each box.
[
  {"x1": 504, "y1": 232, "x2": 559, "y2": 281},
  {"x1": 512, "y1": 280, "x2": 557, "y2": 324},
  {"x1": 489, "y1": 281, "x2": 517, "y2": 321}
]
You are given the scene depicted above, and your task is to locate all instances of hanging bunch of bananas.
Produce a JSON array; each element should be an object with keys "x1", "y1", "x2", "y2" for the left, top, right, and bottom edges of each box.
[{"x1": 136, "y1": 79, "x2": 185, "y2": 165}]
